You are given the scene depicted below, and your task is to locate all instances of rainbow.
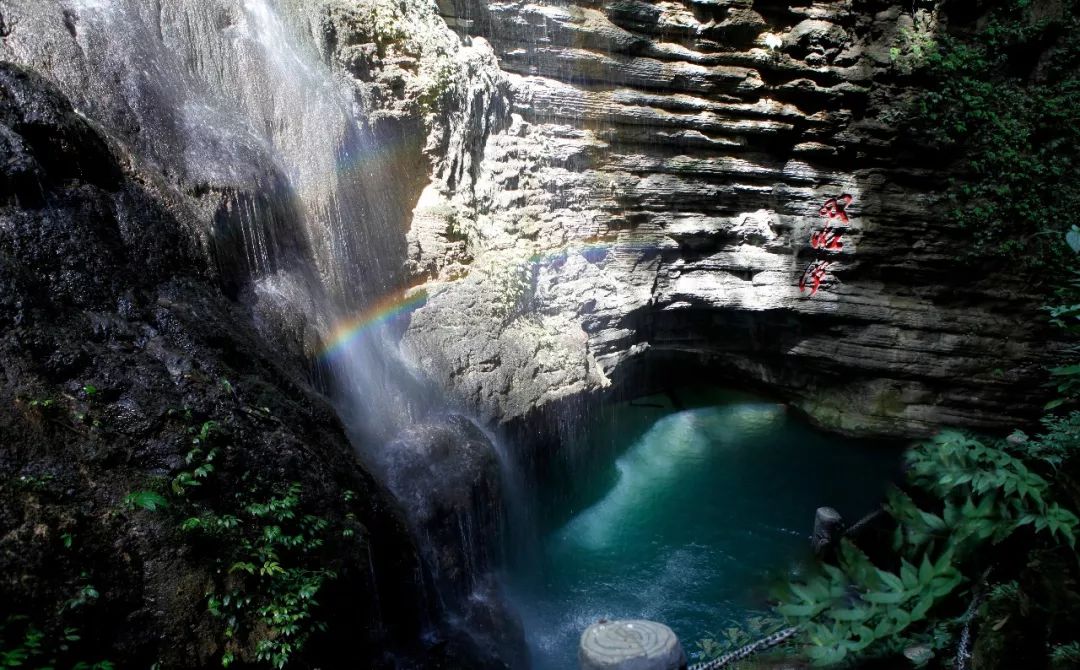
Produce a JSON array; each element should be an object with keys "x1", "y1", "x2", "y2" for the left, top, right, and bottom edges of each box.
[
  {"x1": 319, "y1": 233, "x2": 664, "y2": 359},
  {"x1": 319, "y1": 287, "x2": 430, "y2": 359}
]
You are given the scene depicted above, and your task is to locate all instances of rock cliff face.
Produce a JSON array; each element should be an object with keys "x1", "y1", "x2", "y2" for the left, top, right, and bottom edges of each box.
[
  {"x1": 0, "y1": 63, "x2": 449, "y2": 668},
  {"x1": 400, "y1": 0, "x2": 1063, "y2": 437},
  {"x1": 0, "y1": 1, "x2": 530, "y2": 665}
]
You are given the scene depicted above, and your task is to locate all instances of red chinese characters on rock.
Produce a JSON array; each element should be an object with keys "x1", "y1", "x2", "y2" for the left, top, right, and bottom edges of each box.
[
  {"x1": 818, "y1": 194, "x2": 852, "y2": 223},
  {"x1": 800, "y1": 194, "x2": 853, "y2": 297},
  {"x1": 810, "y1": 227, "x2": 843, "y2": 251},
  {"x1": 799, "y1": 260, "x2": 831, "y2": 296}
]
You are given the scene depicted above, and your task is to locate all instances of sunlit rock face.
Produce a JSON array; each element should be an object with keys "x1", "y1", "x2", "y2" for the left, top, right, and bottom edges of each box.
[
  {"x1": 4, "y1": 0, "x2": 1055, "y2": 441},
  {"x1": 402, "y1": 0, "x2": 1063, "y2": 436},
  {"x1": 1, "y1": 0, "x2": 1059, "y2": 501}
]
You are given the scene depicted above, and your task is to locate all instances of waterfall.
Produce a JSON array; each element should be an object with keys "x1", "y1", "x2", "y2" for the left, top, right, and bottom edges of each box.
[
  {"x1": 219, "y1": 0, "x2": 435, "y2": 441},
  {"x1": 5, "y1": 0, "x2": 529, "y2": 660},
  {"x1": 18, "y1": 0, "x2": 429, "y2": 439}
]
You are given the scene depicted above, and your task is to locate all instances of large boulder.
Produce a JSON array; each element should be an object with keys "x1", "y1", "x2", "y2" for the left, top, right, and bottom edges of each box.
[{"x1": 377, "y1": 413, "x2": 527, "y2": 668}]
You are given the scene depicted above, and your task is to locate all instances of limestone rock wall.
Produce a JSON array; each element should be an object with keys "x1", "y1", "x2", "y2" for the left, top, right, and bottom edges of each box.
[
  {"x1": 3, "y1": 0, "x2": 1047, "y2": 443},
  {"x1": 402, "y1": 0, "x2": 1061, "y2": 436}
]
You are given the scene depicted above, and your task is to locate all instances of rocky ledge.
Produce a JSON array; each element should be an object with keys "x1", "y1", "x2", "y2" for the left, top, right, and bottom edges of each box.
[{"x1": 400, "y1": 0, "x2": 1064, "y2": 437}]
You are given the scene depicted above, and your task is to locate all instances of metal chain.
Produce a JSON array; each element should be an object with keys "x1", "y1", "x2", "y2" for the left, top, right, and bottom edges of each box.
[{"x1": 688, "y1": 627, "x2": 799, "y2": 670}]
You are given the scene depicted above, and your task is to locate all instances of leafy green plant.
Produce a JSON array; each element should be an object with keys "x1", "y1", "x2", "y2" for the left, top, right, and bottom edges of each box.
[
  {"x1": 696, "y1": 614, "x2": 791, "y2": 662},
  {"x1": 774, "y1": 431, "x2": 1078, "y2": 665},
  {"x1": 1051, "y1": 640, "x2": 1080, "y2": 669},
  {"x1": 1, "y1": 615, "x2": 112, "y2": 670},
  {"x1": 63, "y1": 574, "x2": 100, "y2": 612},
  {"x1": 15, "y1": 473, "x2": 55, "y2": 492},
  {"x1": 185, "y1": 482, "x2": 337, "y2": 669},
  {"x1": 1022, "y1": 413, "x2": 1080, "y2": 468},
  {"x1": 171, "y1": 422, "x2": 219, "y2": 496},
  {"x1": 418, "y1": 53, "x2": 460, "y2": 116},
  {"x1": 776, "y1": 540, "x2": 963, "y2": 665},
  {"x1": 900, "y1": 432, "x2": 1078, "y2": 550},
  {"x1": 142, "y1": 408, "x2": 346, "y2": 669},
  {"x1": 906, "y1": 0, "x2": 1080, "y2": 278},
  {"x1": 0, "y1": 619, "x2": 45, "y2": 670},
  {"x1": 122, "y1": 490, "x2": 169, "y2": 512},
  {"x1": 889, "y1": 9, "x2": 939, "y2": 74}
]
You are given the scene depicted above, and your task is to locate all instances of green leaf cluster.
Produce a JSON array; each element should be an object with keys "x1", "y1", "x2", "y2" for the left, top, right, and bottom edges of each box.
[
  {"x1": 190, "y1": 482, "x2": 337, "y2": 670},
  {"x1": 775, "y1": 430, "x2": 1079, "y2": 665},
  {"x1": 902, "y1": 432, "x2": 1078, "y2": 549},
  {"x1": 1051, "y1": 640, "x2": 1080, "y2": 669},
  {"x1": 776, "y1": 541, "x2": 962, "y2": 666},
  {"x1": 122, "y1": 406, "x2": 354, "y2": 669},
  {"x1": 889, "y1": 7, "x2": 939, "y2": 74},
  {"x1": 121, "y1": 491, "x2": 169, "y2": 512},
  {"x1": 171, "y1": 422, "x2": 219, "y2": 496},
  {"x1": 695, "y1": 614, "x2": 792, "y2": 663},
  {"x1": 1, "y1": 616, "x2": 112, "y2": 670},
  {"x1": 907, "y1": 0, "x2": 1080, "y2": 279},
  {"x1": 1024, "y1": 412, "x2": 1080, "y2": 468}
]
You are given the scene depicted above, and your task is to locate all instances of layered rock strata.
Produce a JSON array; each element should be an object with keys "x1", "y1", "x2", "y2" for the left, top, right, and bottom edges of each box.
[{"x1": 401, "y1": 0, "x2": 1063, "y2": 437}]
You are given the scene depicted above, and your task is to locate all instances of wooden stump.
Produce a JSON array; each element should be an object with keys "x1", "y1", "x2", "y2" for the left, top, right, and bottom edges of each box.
[
  {"x1": 812, "y1": 506, "x2": 844, "y2": 556},
  {"x1": 579, "y1": 620, "x2": 687, "y2": 670}
]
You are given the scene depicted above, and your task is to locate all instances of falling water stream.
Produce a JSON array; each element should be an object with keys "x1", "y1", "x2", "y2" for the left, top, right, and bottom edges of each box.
[{"x1": 30, "y1": 0, "x2": 490, "y2": 630}]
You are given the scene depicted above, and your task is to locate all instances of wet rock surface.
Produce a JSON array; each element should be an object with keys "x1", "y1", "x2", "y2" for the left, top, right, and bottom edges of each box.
[
  {"x1": 0, "y1": 63, "x2": 457, "y2": 669},
  {"x1": 378, "y1": 414, "x2": 527, "y2": 669},
  {"x1": 379, "y1": 415, "x2": 503, "y2": 586},
  {"x1": 0, "y1": 2, "x2": 529, "y2": 665}
]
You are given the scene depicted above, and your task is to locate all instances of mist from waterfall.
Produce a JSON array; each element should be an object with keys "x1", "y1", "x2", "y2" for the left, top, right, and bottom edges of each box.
[
  {"x1": 31, "y1": 0, "x2": 440, "y2": 442},
  {"x1": 216, "y1": 0, "x2": 436, "y2": 444}
]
